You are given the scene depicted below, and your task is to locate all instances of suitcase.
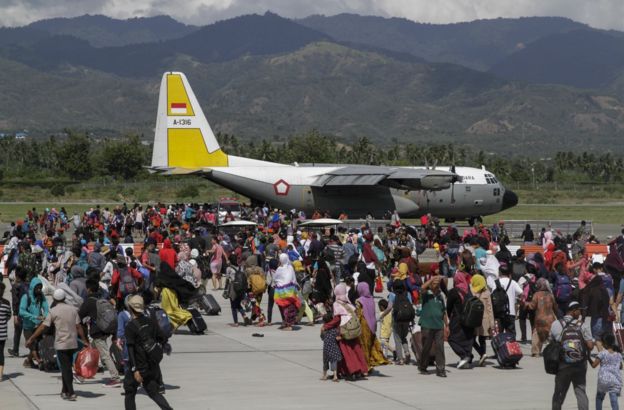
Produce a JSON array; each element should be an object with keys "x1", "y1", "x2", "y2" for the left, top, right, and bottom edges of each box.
[
  {"x1": 187, "y1": 308, "x2": 207, "y2": 334},
  {"x1": 410, "y1": 330, "x2": 436, "y2": 367},
  {"x1": 491, "y1": 332, "x2": 523, "y2": 368},
  {"x1": 109, "y1": 342, "x2": 125, "y2": 374},
  {"x1": 38, "y1": 334, "x2": 58, "y2": 371},
  {"x1": 198, "y1": 294, "x2": 221, "y2": 316}
]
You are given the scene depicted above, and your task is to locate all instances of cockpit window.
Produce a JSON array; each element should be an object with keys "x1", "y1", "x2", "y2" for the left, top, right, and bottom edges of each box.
[{"x1": 484, "y1": 174, "x2": 498, "y2": 184}]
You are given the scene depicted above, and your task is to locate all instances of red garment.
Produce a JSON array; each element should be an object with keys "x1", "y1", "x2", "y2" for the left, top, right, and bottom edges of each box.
[
  {"x1": 544, "y1": 243, "x2": 556, "y2": 271},
  {"x1": 362, "y1": 242, "x2": 379, "y2": 265},
  {"x1": 159, "y1": 238, "x2": 177, "y2": 269},
  {"x1": 110, "y1": 267, "x2": 142, "y2": 300},
  {"x1": 150, "y1": 231, "x2": 163, "y2": 244}
]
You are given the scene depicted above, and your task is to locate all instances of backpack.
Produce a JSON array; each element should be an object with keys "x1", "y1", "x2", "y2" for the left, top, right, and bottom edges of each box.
[
  {"x1": 233, "y1": 268, "x2": 247, "y2": 294},
  {"x1": 392, "y1": 292, "x2": 416, "y2": 323},
  {"x1": 523, "y1": 275, "x2": 538, "y2": 302},
  {"x1": 554, "y1": 274, "x2": 572, "y2": 304},
  {"x1": 491, "y1": 279, "x2": 511, "y2": 319},
  {"x1": 461, "y1": 295, "x2": 485, "y2": 328},
  {"x1": 119, "y1": 267, "x2": 137, "y2": 296},
  {"x1": 145, "y1": 306, "x2": 173, "y2": 340},
  {"x1": 249, "y1": 273, "x2": 267, "y2": 294},
  {"x1": 88, "y1": 252, "x2": 105, "y2": 272},
  {"x1": 95, "y1": 298, "x2": 118, "y2": 335},
  {"x1": 131, "y1": 318, "x2": 163, "y2": 365},
  {"x1": 339, "y1": 303, "x2": 361, "y2": 340},
  {"x1": 543, "y1": 339, "x2": 561, "y2": 374},
  {"x1": 559, "y1": 320, "x2": 587, "y2": 365}
]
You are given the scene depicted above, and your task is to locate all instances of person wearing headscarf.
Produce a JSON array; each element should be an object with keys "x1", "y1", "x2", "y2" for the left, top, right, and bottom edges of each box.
[
  {"x1": 245, "y1": 255, "x2": 267, "y2": 326},
  {"x1": 159, "y1": 238, "x2": 177, "y2": 271},
  {"x1": 392, "y1": 262, "x2": 409, "y2": 281},
  {"x1": 322, "y1": 283, "x2": 368, "y2": 379},
  {"x1": 355, "y1": 282, "x2": 388, "y2": 369},
  {"x1": 175, "y1": 251, "x2": 198, "y2": 288},
  {"x1": 311, "y1": 258, "x2": 333, "y2": 313},
  {"x1": 526, "y1": 278, "x2": 557, "y2": 357},
  {"x1": 446, "y1": 269, "x2": 475, "y2": 369},
  {"x1": 470, "y1": 274, "x2": 495, "y2": 367},
  {"x1": 273, "y1": 254, "x2": 300, "y2": 330}
]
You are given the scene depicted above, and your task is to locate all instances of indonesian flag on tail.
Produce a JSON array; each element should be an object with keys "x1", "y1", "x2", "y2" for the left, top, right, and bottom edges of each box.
[{"x1": 170, "y1": 102, "x2": 187, "y2": 115}]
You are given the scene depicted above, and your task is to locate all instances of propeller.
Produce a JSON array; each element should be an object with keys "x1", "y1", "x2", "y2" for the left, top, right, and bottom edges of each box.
[{"x1": 450, "y1": 153, "x2": 457, "y2": 204}]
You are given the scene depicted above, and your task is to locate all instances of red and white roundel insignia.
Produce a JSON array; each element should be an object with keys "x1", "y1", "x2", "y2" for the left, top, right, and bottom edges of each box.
[{"x1": 273, "y1": 179, "x2": 290, "y2": 196}]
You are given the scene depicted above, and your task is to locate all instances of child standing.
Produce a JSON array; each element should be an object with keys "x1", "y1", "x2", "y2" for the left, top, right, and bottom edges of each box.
[
  {"x1": 377, "y1": 299, "x2": 395, "y2": 360},
  {"x1": 320, "y1": 313, "x2": 342, "y2": 382},
  {"x1": 591, "y1": 334, "x2": 622, "y2": 410}
]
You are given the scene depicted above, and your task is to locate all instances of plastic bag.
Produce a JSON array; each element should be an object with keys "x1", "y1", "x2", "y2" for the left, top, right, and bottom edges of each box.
[
  {"x1": 74, "y1": 347, "x2": 100, "y2": 379},
  {"x1": 374, "y1": 275, "x2": 383, "y2": 293}
]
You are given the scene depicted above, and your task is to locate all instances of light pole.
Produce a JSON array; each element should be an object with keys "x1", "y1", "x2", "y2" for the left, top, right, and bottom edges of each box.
[{"x1": 531, "y1": 165, "x2": 535, "y2": 190}]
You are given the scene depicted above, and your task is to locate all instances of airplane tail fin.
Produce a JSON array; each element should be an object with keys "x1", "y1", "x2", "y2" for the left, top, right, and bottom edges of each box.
[{"x1": 151, "y1": 72, "x2": 228, "y2": 169}]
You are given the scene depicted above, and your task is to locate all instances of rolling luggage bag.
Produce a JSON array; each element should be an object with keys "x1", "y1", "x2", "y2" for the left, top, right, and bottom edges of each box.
[
  {"x1": 491, "y1": 330, "x2": 523, "y2": 368},
  {"x1": 187, "y1": 308, "x2": 207, "y2": 334},
  {"x1": 410, "y1": 328, "x2": 436, "y2": 367},
  {"x1": 198, "y1": 294, "x2": 221, "y2": 316},
  {"x1": 38, "y1": 334, "x2": 58, "y2": 371}
]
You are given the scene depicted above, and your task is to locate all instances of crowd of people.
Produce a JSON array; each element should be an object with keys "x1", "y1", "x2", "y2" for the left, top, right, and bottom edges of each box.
[{"x1": 0, "y1": 202, "x2": 623, "y2": 410}]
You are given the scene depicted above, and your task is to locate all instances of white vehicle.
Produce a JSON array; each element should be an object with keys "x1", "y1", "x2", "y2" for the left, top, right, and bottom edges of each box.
[{"x1": 217, "y1": 198, "x2": 241, "y2": 223}]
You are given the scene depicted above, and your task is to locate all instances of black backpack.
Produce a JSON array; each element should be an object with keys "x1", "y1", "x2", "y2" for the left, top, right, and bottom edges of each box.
[
  {"x1": 524, "y1": 275, "x2": 538, "y2": 302},
  {"x1": 392, "y1": 292, "x2": 415, "y2": 323},
  {"x1": 461, "y1": 295, "x2": 485, "y2": 328},
  {"x1": 233, "y1": 268, "x2": 248, "y2": 294},
  {"x1": 130, "y1": 318, "x2": 163, "y2": 365},
  {"x1": 491, "y1": 279, "x2": 511, "y2": 319}
]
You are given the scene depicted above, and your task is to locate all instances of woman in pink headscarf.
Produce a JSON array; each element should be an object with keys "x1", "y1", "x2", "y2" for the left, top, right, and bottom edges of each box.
[
  {"x1": 355, "y1": 282, "x2": 389, "y2": 369},
  {"x1": 322, "y1": 283, "x2": 368, "y2": 379},
  {"x1": 446, "y1": 268, "x2": 476, "y2": 369}
]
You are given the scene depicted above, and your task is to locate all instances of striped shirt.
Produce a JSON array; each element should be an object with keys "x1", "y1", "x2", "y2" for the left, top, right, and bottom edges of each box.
[{"x1": 0, "y1": 298, "x2": 12, "y2": 341}]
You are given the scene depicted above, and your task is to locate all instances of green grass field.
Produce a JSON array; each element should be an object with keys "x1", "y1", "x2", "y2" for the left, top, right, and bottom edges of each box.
[{"x1": 482, "y1": 204, "x2": 623, "y2": 224}]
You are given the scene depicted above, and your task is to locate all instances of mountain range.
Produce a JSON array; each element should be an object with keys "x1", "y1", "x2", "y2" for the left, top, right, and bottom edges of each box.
[{"x1": 1, "y1": 12, "x2": 624, "y2": 154}]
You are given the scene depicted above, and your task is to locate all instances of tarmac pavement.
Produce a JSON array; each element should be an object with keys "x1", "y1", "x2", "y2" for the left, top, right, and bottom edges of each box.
[{"x1": 0, "y1": 279, "x2": 605, "y2": 410}]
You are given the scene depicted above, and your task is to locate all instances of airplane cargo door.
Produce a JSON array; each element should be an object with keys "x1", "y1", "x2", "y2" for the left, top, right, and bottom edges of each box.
[{"x1": 302, "y1": 187, "x2": 314, "y2": 213}]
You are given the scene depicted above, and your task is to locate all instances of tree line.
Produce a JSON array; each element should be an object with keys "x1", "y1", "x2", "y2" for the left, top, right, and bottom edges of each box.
[{"x1": 0, "y1": 130, "x2": 622, "y2": 185}]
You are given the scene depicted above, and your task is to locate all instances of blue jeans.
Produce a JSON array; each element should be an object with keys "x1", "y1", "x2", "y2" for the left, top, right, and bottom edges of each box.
[
  {"x1": 596, "y1": 391, "x2": 619, "y2": 410},
  {"x1": 591, "y1": 317, "x2": 607, "y2": 340}
]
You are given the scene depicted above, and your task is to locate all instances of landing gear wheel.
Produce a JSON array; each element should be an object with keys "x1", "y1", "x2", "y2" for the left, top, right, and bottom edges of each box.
[{"x1": 468, "y1": 216, "x2": 483, "y2": 227}]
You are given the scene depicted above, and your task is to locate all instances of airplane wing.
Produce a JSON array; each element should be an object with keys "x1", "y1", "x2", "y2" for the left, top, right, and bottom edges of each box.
[
  {"x1": 311, "y1": 165, "x2": 458, "y2": 191},
  {"x1": 148, "y1": 166, "x2": 209, "y2": 176}
]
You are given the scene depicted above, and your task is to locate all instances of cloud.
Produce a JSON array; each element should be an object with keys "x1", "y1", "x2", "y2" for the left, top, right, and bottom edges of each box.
[{"x1": 1, "y1": 0, "x2": 623, "y2": 30}]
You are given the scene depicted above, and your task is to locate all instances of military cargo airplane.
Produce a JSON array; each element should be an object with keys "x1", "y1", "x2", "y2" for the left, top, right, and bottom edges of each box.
[{"x1": 149, "y1": 72, "x2": 518, "y2": 222}]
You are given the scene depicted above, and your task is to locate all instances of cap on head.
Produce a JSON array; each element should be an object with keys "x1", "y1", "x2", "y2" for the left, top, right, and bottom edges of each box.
[
  {"x1": 127, "y1": 295, "x2": 144, "y2": 313},
  {"x1": 566, "y1": 301, "x2": 583, "y2": 312},
  {"x1": 53, "y1": 289, "x2": 66, "y2": 301}
]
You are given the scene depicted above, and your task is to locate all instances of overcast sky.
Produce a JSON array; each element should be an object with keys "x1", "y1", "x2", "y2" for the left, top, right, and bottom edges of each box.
[{"x1": 1, "y1": 0, "x2": 623, "y2": 30}]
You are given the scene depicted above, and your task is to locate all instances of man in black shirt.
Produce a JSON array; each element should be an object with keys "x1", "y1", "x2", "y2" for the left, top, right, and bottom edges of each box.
[{"x1": 124, "y1": 295, "x2": 172, "y2": 410}]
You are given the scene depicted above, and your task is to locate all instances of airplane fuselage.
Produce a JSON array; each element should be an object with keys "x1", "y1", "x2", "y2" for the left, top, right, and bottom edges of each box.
[{"x1": 204, "y1": 163, "x2": 517, "y2": 220}]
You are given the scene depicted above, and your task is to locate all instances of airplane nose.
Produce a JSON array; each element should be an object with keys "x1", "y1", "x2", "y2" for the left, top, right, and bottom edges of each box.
[{"x1": 502, "y1": 189, "x2": 518, "y2": 210}]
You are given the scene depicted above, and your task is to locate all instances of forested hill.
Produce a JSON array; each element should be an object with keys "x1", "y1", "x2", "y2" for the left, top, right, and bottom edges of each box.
[{"x1": 1, "y1": 13, "x2": 624, "y2": 154}]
